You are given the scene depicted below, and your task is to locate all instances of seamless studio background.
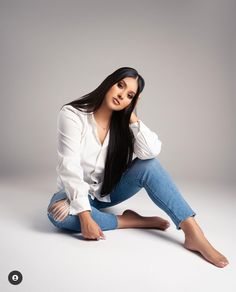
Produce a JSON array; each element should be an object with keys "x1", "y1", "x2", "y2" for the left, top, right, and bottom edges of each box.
[{"x1": 0, "y1": 1, "x2": 235, "y2": 292}]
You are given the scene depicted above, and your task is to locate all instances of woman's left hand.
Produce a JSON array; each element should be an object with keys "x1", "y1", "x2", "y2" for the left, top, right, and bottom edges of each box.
[{"x1": 135, "y1": 95, "x2": 141, "y2": 107}]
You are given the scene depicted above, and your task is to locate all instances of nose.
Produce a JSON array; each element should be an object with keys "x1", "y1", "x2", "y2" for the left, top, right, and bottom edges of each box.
[{"x1": 117, "y1": 93, "x2": 124, "y2": 100}]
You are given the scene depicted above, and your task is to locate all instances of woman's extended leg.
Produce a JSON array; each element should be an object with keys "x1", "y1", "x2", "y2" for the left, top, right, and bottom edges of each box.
[{"x1": 95, "y1": 157, "x2": 229, "y2": 268}]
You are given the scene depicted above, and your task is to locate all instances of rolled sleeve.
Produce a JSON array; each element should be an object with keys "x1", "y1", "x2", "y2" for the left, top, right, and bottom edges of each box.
[{"x1": 129, "y1": 120, "x2": 162, "y2": 159}]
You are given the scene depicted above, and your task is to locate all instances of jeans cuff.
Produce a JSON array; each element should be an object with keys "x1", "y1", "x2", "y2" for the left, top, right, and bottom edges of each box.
[{"x1": 177, "y1": 212, "x2": 197, "y2": 230}]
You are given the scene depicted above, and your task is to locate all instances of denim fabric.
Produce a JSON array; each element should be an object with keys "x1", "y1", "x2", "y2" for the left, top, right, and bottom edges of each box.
[{"x1": 47, "y1": 157, "x2": 196, "y2": 232}]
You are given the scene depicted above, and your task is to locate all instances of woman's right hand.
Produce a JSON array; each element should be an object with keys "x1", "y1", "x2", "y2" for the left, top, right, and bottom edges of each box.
[{"x1": 78, "y1": 211, "x2": 106, "y2": 240}]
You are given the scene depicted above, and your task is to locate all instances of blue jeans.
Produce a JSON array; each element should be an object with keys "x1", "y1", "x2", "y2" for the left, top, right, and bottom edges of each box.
[{"x1": 47, "y1": 157, "x2": 196, "y2": 232}]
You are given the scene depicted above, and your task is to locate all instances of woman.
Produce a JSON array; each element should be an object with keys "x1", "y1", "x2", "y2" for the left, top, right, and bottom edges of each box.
[{"x1": 47, "y1": 67, "x2": 229, "y2": 268}]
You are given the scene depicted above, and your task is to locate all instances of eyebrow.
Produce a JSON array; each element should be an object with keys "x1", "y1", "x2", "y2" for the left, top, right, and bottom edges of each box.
[{"x1": 120, "y1": 80, "x2": 137, "y2": 95}]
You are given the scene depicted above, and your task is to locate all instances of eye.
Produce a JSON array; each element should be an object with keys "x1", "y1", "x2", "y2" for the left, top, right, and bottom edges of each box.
[{"x1": 117, "y1": 82, "x2": 134, "y2": 99}]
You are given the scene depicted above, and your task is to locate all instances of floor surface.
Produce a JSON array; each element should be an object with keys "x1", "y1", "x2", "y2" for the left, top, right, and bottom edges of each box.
[{"x1": 0, "y1": 173, "x2": 235, "y2": 292}]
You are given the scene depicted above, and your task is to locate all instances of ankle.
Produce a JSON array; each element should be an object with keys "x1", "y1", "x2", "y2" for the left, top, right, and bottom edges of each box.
[{"x1": 180, "y1": 217, "x2": 204, "y2": 238}]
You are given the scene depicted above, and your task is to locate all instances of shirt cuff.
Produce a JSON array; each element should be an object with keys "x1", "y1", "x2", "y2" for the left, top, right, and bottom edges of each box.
[{"x1": 69, "y1": 197, "x2": 92, "y2": 215}]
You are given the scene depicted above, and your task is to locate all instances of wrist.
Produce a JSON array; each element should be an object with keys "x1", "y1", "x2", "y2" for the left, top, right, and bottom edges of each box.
[
  {"x1": 130, "y1": 119, "x2": 139, "y2": 124},
  {"x1": 78, "y1": 210, "x2": 92, "y2": 221},
  {"x1": 130, "y1": 113, "x2": 139, "y2": 124}
]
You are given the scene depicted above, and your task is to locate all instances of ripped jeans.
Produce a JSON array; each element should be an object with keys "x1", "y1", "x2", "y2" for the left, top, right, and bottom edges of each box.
[{"x1": 47, "y1": 157, "x2": 196, "y2": 232}]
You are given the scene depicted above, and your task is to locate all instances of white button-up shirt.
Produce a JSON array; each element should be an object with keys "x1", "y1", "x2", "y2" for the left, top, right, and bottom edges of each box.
[{"x1": 56, "y1": 105, "x2": 162, "y2": 215}]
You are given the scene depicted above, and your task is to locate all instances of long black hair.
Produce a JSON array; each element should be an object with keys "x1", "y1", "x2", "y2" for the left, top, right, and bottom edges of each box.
[{"x1": 61, "y1": 67, "x2": 145, "y2": 197}]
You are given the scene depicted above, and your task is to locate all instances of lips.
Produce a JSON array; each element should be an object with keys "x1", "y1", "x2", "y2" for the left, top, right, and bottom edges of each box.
[{"x1": 113, "y1": 97, "x2": 120, "y2": 105}]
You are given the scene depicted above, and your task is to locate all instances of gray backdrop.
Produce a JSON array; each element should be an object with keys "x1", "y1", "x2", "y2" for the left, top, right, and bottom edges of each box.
[{"x1": 1, "y1": 0, "x2": 235, "y2": 184}]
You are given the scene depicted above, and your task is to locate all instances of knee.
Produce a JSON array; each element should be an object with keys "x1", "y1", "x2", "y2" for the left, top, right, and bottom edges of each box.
[
  {"x1": 136, "y1": 157, "x2": 160, "y2": 173},
  {"x1": 134, "y1": 158, "x2": 164, "y2": 187},
  {"x1": 47, "y1": 212, "x2": 64, "y2": 229}
]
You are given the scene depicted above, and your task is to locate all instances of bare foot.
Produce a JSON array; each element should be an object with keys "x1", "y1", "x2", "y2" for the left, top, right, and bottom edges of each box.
[
  {"x1": 122, "y1": 209, "x2": 170, "y2": 231},
  {"x1": 184, "y1": 233, "x2": 229, "y2": 268}
]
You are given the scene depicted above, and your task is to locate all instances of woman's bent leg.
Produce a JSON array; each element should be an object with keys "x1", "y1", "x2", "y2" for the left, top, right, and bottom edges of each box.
[{"x1": 97, "y1": 157, "x2": 196, "y2": 230}]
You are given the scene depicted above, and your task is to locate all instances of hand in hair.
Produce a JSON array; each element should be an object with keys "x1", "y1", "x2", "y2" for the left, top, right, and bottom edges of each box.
[
  {"x1": 135, "y1": 94, "x2": 141, "y2": 107},
  {"x1": 130, "y1": 95, "x2": 141, "y2": 124},
  {"x1": 130, "y1": 112, "x2": 139, "y2": 124}
]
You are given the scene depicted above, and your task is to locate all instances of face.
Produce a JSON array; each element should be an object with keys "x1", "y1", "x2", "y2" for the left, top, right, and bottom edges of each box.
[{"x1": 104, "y1": 76, "x2": 139, "y2": 111}]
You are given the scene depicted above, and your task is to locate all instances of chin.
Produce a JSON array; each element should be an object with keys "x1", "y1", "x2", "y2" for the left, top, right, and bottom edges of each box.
[{"x1": 111, "y1": 107, "x2": 121, "y2": 111}]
